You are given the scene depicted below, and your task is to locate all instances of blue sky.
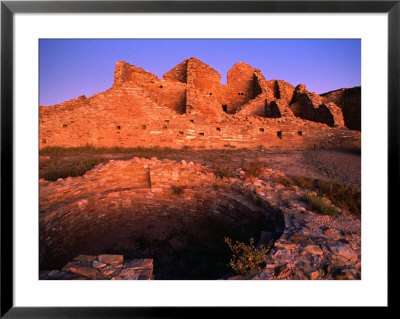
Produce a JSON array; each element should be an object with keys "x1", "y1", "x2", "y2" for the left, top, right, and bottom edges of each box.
[{"x1": 39, "y1": 39, "x2": 361, "y2": 106}]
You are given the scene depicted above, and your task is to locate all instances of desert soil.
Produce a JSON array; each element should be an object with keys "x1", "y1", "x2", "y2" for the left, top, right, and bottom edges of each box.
[{"x1": 39, "y1": 147, "x2": 361, "y2": 188}]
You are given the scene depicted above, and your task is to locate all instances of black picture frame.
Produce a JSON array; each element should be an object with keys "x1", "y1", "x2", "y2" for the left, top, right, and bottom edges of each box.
[{"x1": 1, "y1": 1, "x2": 396, "y2": 317}]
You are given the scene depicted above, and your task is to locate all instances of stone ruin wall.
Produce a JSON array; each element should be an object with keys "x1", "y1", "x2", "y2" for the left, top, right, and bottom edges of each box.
[
  {"x1": 39, "y1": 58, "x2": 361, "y2": 149},
  {"x1": 321, "y1": 86, "x2": 361, "y2": 131},
  {"x1": 40, "y1": 158, "x2": 361, "y2": 280},
  {"x1": 39, "y1": 158, "x2": 284, "y2": 275}
]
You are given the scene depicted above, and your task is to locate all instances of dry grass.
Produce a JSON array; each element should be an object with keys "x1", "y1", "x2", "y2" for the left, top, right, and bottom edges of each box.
[
  {"x1": 300, "y1": 193, "x2": 340, "y2": 216},
  {"x1": 212, "y1": 164, "x2": 236, "y2": 179},
  {"x1": 40, "y1": 145, "x2": 182, "y2": 157},
  {"x1": 41, "y1": 158, "x2": 108, "y2": 181},
  {"x1": 244, "y1": 160, "x2": 265, "y2": 177},
  {"x1": 273, "y1": 175, "x2": 361, "y2": 216}
]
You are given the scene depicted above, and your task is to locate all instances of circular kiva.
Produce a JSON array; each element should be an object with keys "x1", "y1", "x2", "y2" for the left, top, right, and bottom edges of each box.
[{"x1": 39, "y1": 158, "x2": 284, "y2": 279}]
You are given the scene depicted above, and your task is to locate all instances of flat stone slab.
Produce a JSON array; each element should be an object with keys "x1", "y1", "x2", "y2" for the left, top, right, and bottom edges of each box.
[
  {"x1": 92, "y1": 260, "x2": 107, "y2": 269},
  {"x1": 124, "y1": 259, "x2": 153, "y2": 269},
  {"x1": 98, "y1": 254, "x2": 124, "y2": 265},
  {"x1": 115, "y1": 268, "x2": 141, "y2": 280},
  {"x1": 73, "y1": 255, "x2": 97, "y2": 263},
  {"x1": 69, "y1": 265, "x2": 101, "y2": 280},
  {"x1": 327, "y1": 243, "x2": 357, "y2": 261},
  {"x1": 43, "y1": 255, "x2": 153, "y2": 280}
]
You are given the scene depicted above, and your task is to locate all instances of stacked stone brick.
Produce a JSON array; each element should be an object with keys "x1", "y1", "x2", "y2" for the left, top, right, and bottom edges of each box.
[
  {"x1": 40, "y1": 158, "x2": 360, "y2": 280},
  {"x1": 321, "y1": 86, "x2": 361, "y2": 131},
  {"x1": 39, "y1": 58, "x2": 361, "y2": 149},
  {"x1": 40, "y1": 254, "x2": 153, "y2": 280}
]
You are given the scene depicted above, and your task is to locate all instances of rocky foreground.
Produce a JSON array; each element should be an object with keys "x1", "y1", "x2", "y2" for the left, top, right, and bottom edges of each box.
[
  {"x1": 40, "y1": 254, "x2": 153, "y2": 280},
  {"x1": 40, "y1": 158, "x2": 360, "y2": 280},
  {"x1": 232, "y1": 168, "x2": 360, "y2": 280}
]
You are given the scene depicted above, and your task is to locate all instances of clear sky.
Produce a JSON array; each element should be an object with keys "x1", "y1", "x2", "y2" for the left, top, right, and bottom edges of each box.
[{"x1": 39, "y1": 39, "x2": 361, "y2": 106}]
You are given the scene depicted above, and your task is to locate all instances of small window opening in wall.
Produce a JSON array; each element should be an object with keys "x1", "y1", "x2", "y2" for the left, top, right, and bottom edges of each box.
[
  {"x1": 42, "y1": 138, "x2": 46, "y2": 144},
  {"x1": 159, "y1": 85, "x2": 163, "y2": 88},
  {"x1": 142, "y1": 125, "x2": 147, "y2": 130},
  {"x1": 222, "y1": 105, "x2": 228, "y2": 113},
  {"x1": 190, "y1": 119, "x2": 194, "y2": 123},
  {"x1": 163, "y1": 125, "x2": 168, "y2": 130},
  {"x1": 216, "y1": 127, "x2": 221, "y2": 131},
  {"x1": 70, "y1": 120, "x2": 74, "y2": 123},
  {"x1": 116, "y1": 125, "x2": 121, "y2": 130},
  {"x1": 165, "y1": 120, "x2": 169, "y2": 123},
  {"x1": 297, "y1": 131, "x2": 303, "y2": 136},
  {"x1": 179, "y1": 131, "x2": 184, "y2": 135},
  {"x1": 199, "y1": 132, "x2": 205, "y2": 136},
  {"x1": 277, "y1": 131, "x2": 283, "y2": 139},
  {"x1": 238, "y1": 92, "x2": 241, "y2": 95},
  {"x1": 209, "y1": 93, "x2": 212, "y2": 96},
  {"x1": 259, "y1": 128, "x2": 264, "y2": 133},
  {"x1": 63, "y1": 124, "x2": 67, "y2": 128}
]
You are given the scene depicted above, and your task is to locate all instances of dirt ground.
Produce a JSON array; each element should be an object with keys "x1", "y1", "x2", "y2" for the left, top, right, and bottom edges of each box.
[{"x1": 39, "y1": 147, "x2": 361, "y2": 188}]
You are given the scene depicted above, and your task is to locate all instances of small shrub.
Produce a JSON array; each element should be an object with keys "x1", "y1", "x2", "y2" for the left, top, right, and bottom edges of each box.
[
  {"x1": 213, "y1": 164, "x2": 236, "y2": 179},
  {"x1": 171, "y1": 185, "x2": 184, "y2": 195},
  {"x1": 244, "y1": 160, "x2": 265, "y2": 177},
  {"x1": 224, "y1": 237, "x2": 272, "y2": 275},
  {"x1": 300, "y1": 193, "x2": 340, "y2": 216}
]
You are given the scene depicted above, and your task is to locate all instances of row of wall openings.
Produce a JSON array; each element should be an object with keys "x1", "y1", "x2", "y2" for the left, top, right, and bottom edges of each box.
[
  {"x1": 259, "y1": 128, "x2": 264, "y2": 133},
  {"x1": 209, "y1": 93, "x2": 213, "y2": 96},
  {"x1": 159, "y1": 85, "x2": 163, "y2": 88},
  {"x1": 199, "y1": 132, "x2": 205, "y2": 136},
  {"x1": 116, "y1": 126, "x2": 121, "y2": 130},
  {"x1": 190, "y1": 119, "x2": 194, "y2": 123},
  {"x1": 222, "y1": 105, "x2": 228, "y2": 113},
  {"x1": 298, "y1": 131, "x2": 303, "y2": 136},
  {"x1": 238, "y1": 92, "x2": 244, "y2": 95},
  {"x1": 277, "y1": 131, "x2": 282, "y2": 139},
  {"x1": 179, "y1": 131, "x2": 184, "y2": 135},
  {"x1": 216, "y1": 127, "x2": 221, "y2": 131}
]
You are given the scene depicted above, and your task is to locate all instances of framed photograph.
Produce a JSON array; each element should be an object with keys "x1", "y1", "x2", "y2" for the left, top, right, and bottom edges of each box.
[{"x1": 1, "y1": 0, "x2": 395, "y2": 317}]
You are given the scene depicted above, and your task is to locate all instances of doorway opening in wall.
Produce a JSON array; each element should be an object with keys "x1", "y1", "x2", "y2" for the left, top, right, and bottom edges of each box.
[{"x1": 222, "y1": 105, "x2": 228, "y2": 113}]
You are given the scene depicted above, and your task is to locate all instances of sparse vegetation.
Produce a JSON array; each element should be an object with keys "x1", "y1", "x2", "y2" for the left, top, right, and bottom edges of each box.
[
  {"x1": 41, "y1": 158, "x2": 107, "y2": 181},
  {"x1": 223, "y1": 144, "x2": 236, "y2": 148},
  {"x1": 224, "y1": 237, "x2": 272, "y2": 275},
  {"x1": 244, "y1": 160, "x2": 265, "y2": 177},
  {"x1": 171, "y1": 185, "x2": 184, "y2": 195},
  {"x1": 212, "y1": 164, "x2": 236, "y2": 179},
  {"x1": 300, "y1": 193, "x2": 340, "y2": 216},
  {"x1": 273, "y1": 175, "x2": 360, "y2": 216},
  {"x1": 40, "y1": 145, "x2": 181, "y2": 157}
]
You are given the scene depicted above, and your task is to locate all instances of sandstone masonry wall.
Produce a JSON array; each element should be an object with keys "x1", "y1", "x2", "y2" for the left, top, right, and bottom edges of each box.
[
  {"x1": 39, "y1": 58, "x2": 360, "y2": 149},
  {"x1": 321, "y1": 86, "x2": 361, "y2": 131}
]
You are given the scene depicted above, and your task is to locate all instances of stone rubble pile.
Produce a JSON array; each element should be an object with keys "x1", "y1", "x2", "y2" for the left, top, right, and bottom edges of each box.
[
  {"x1": 40, "y1": 254, "x2": 153, "y2": 280},
  {"x1": 226, "y1": 167, "x2": 361, "y2": 280}
]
